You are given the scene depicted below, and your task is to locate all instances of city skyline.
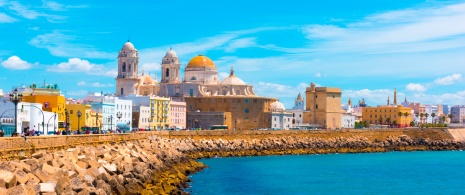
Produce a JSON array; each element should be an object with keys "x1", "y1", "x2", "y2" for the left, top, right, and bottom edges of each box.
[{"x1": 1, "y1": 0, "x2": 465, "y2": 108}]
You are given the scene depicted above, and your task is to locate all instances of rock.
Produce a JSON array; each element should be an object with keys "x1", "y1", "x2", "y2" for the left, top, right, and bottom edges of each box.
[
  {"x1": 0, "y1": 187, "x2": 7, "y2": 194},
  {"x1": 33, "y1": 169, "x2": 51, "y2": 183},
  {"x1": 102, "y1": 163, "x2": 117, "y2": 172},
  {"x1": 31, "y1": 151, "x2": 45, "y2": 159},
  {"x1": 42, "y1": 164, "x2": 59, "y2": 175},
  {"x1": 76, "y1": 161, "x2": 88, "y2": 169},
  {"x1": 39, "y1": 183, "x2": 56, "y2": 193},
  {"x1": 69, "y1": 177, "x2": 84, "y2": 192},
  {"x1": 6, "y1": 184, "x2": 35, "y2": 195},
  {"x1": 68, "y1": 171, "x2": 77, "y2": 178},
  {"x1": 95, "y1": 179, "x2": 111, "y2": 195},
  {"x1": 0, "y1": 170, "x2": 16, "y2": 188},
  {"x1": 14, "y1": 170, "x2": 29, "y2": 184},
  {"x1": 26, "y1": 173, "x2": 40, "y2": 184}
]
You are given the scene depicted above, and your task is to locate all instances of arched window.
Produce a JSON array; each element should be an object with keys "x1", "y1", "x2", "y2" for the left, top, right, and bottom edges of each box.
[
  {"x1": 191, "y1": 77, "x2": 196, "y2": 80},
  {"x1": 122, "y1": 62, "x2": 126, "y2": 72},
  {"x1": 128, "y1": 64, "x2": 131, "y2": 72},
  {"x1": 166, "y1": 68, "x2": 170, "y2": 77},
  {"x1": 120, "y1": 88, "x2": 124, "y2": 95}
]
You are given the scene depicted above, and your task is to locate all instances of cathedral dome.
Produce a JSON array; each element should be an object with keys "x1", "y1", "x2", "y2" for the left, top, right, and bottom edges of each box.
[
  {"x1": 122, "y1": 41, "x2": 136, "y2": 50},
  {"x1": 186, "y1": 55, "x2": 216, "y2": 69},
  {"x1": 221, "y1": 66, "x2": 246, "y2": 85},
  {"x1": 165, "y1": 48, "x2": 177, "y2": 58},
  {"x1": 270, "y1": 101, "x2": 286, "y2": 112}
]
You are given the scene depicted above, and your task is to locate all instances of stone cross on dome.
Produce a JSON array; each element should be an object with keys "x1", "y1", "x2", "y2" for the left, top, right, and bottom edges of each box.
[{"x1": 230, "y1": 65, "x2": 235, "y2": 76}]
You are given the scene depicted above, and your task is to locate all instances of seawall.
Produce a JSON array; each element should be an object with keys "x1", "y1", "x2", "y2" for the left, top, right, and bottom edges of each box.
[{"x1": 0, "y1": 128, "x2": 463, "y2": 194}]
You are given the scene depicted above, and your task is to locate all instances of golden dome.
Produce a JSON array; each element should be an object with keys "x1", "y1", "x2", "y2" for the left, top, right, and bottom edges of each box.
[{"x1": 186, "y1": 55, "x2": 216, "y2": 69}]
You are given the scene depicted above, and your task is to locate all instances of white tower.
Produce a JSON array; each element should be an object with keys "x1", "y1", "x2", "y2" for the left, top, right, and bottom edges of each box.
[
  {"x1": 161, "y1": 48, "x2": 181, "y2": 83},
  {"x1": 116, "y1": 41, "x2": 139, "y2": 96},
  {"x1": 293, "y1": 93, "x2": 305, "y2": 110}
]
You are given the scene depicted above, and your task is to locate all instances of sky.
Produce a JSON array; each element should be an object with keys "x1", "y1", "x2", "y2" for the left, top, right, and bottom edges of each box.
[{"x1": 1, "y1": 0, "x2": 465, "y2": 109}]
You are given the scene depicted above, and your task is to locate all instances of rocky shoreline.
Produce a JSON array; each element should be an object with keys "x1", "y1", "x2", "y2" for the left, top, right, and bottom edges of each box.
[{"x1": 0, "y1": 131, "x2": 464, "y2": 194}]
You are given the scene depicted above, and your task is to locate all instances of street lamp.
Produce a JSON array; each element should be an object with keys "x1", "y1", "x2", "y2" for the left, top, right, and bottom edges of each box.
[
  {"x1": 9, "y1": 88, "x2": 22, "y2": 134},
  {"x1": 77, "y1": 110, "x2": 82, "y2": 134}
]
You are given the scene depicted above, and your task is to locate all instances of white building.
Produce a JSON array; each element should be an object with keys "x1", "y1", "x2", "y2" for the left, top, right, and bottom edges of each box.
[
  {"x1": 0, "y1": 100, "x2": 57, "y2": 136},
  {"x1": 115, "y1": 98, "x2": 132, "y2": 131},
  {"x1": 169, "y1": 101, "x2": 186, "y2": 129},
  {"x1": 270, "y1": 101, "x2": 292, "y2": 130},
  {"x1": 341, "y1": 113, "x2": 357, "y2": 128}
]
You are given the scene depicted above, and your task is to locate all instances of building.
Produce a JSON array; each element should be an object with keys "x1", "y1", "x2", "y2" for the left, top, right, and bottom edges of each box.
[
  {"x1": 0, "y1": 100, "x2": 57, "y2": 136},
  {"x1": 186, "y1": 111, "x2": 232, "y2": 130},
  {"x1": 150, "y1": 97, "x2": 170, "y2": 130},
  {"x1": 305, "y1": 82, "x2": 342, "y2": 129},
  {"x1": 82, "y1": 93, "x2": 116, "y2": 131},
  {"x1": 115, "y1": 41, "x2": 159, "y2": 96},
  {"x1": 270, "y1": 101, "x2": 292, "y2": 130},
  {"x1": 362, "y1": 106, "x2": 413, "y2": 127},
  {"x1": 17, "y1": 87, "x2": 66, "y2": 131},
  {"x1": 451, "y1": 106, "x2": 465, "y2": 123},
  {"x1": 132, "y1": 106, "x2": 151, "y2": 130},
  {"x1": 115, "y1": 98, "x2": 132, "y2": 131},
  {"x1": 169, "y1": 101, "x2": 186, "y2": 130},
  {"x1": 341, "y1": 113, "x2": 357, "y2": 128},
  {"x1": 65, "y1": 104, "x2": 92, "y2": 132},
  {"x1": 402, "y1": 102, "x2": 426, "y2": 125}
]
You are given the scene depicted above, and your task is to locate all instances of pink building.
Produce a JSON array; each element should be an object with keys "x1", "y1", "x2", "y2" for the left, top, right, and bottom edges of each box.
[{"x1": 169, "y1": 101, "x2": 186, "y2": 129}]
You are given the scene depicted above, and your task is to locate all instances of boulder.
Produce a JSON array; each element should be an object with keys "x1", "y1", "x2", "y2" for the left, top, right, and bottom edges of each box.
[
  {"x1": 42, "y1": 164, "x2": 59, "y2": 175},
  {"x1": 0, "y1": 170, "x2": 16, "y2": 188},
  {"x1": 6, "y1": 184, "x2": 35, "y2": 195},
  {"x1": 26, "y1": 173, "x2": 40, "y2": 184},
  {"x1": 69, "y1": 177, "x2": 84, "y2": 191},
  {"x1": 14, "y1": 170, "x2": 29, "y2": 184},
  {"x1": 31, "y1": 151, "x2": 45, "y2": 159},
  {"x1": 39, "y1": 183, "x2": 56, "y2": 193}
]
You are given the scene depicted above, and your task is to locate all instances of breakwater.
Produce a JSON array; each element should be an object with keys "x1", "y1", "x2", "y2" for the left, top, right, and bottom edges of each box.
[{"x1": 0, "y1": 129, "x2": 463, "y2": 194}]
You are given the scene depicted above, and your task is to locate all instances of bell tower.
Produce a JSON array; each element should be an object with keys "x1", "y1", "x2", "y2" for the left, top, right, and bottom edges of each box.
[
  {"x1": 161, "y1": 48, "x2": 181, "y2": 83},
  {"x1": 293, "y1": 92, "x2": 305, "y2": 110},
  {"x1": 116, "y1": 41, "x2": 139, "y2": 96}
]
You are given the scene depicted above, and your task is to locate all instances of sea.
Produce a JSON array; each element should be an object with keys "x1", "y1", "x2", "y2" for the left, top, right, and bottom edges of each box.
[{"x1": 186, "y1": 151, "x2": 465, "y2": 195}]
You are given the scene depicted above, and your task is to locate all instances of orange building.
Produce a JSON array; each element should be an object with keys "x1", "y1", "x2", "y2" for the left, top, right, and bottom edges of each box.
[
  {"x1": 362, "y1": 105, "x2": 413, "y2": 128},
  {"x1": 20, "y1": 87, "x2": 67, "y2": 131}
]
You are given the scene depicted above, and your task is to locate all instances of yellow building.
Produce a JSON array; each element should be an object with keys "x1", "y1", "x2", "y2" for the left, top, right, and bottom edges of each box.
[
  {"x1": 362, "y1": 105, "x2": 413, "y2": 127},
  {"x1": 65, "y1": 104, "x2": 95, "y2": 132},
  {"x1": 305, "y1": 82, "x2": 342, "y2": 129},
  {"x1": 150, "y1": 97, "x2": 170, "y2": 130},
  {"x1": 20, "y1": 88, "x2": 67, "y2": 131}
]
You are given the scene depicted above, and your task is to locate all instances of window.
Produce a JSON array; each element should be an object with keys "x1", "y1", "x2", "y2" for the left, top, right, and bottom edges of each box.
[
  {"x1": 189, "y1": 89, "x2": 194, "y2": 97},
  {"x1": 236, "y1": 90, "x2": 240, "y2": 95},
  {"x1": 120, "y1": 88, "x2": 124, "y2": 95},
  {"x1": 315, "y1": 104, "x2": 318, "y2": 109},
  {"x1": 245, "y1": 99, "x2": 249, "y2": 104},
  {"x1": 166, "y1": 68, "x2": 169, "y2": 77},
  {"x1": 245, "y1": 109, "x2": 249, "y2": 113},
  {"x1": 122, "y1": 62, "x2": 126, "y2": 72},
  {"x1": 191, "y1": 77, "x2": 196, "y2": 80},
  {"x1": 222, "y1": 90, "x2": 227, "y2": 95}
]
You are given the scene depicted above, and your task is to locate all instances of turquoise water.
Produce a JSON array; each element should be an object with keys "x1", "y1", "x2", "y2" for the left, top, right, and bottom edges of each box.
[{"x1": 187, "y1": 151, "x2": 465, "y2": 194}]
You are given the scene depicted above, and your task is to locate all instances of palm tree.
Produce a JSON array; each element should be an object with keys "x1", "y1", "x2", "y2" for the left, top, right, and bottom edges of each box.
[
  {"x1": 431, "y1": 113, "x2": 436, "y2": 124},
  {"x1": 386, "y1": 117, "x2": 391, "y2": 125},
  {"x1": 378, "y1": 116, "x2": 383, "y2": 125},
  {"x1": 398, "y1": 112, "x2": 403, "y2": 127},
  {"x1": 448, "y1": 114, "x2": 454, "y2": 123},
  {"x1": 441, "y1": 115, "x2": 446, "y2": 123},
  {"x1": 420, "y1": 113, "x2": 425, "y2": 124},
  {"x1": 425, "y1": 113, "x2": 429, "y2": 124}
]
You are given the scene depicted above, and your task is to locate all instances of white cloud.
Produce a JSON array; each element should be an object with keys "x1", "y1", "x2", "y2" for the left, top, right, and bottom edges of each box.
[
  {"x1": 224, "y1": 37, "x2": 256, "y2": 52},
  {"x1": 302, "y1": 25, "x2": 347, "y2": 39},
  {"x1": 8, "y1": 1, "x2": 65, "y2": 22},
  {"x1": 410, "y1": 90, "x2": 465, "y2": 105},
  {"x1": 29, "y1": 31, "x2": 113, "y2": 59},
  {"x1": 0, "y1": 13, "x2": 17, "y2": 23},
  {"x1": 301, "y1": 3, "x2": 465, "y2": 54},
  {"x1": 77, "y1": 81, "x2": 86, "y2": 86},
  {"x1": 406, "y1": 83, "x2": 427, "y2": 92},
  {"x1": 434, "y1": 74, "x2": 462, "y2": 85},
  {"x1": 41, "y1": 0, "x2": 87, "y2": 11},
  {"x1": 315, "y1": 72, "x2": 322, "y2": 78},
  {"x1": 1, "y1": 56, "x2": 35, "y2": 70},
  {"x1": 66, "y1": 90, "x2": 88, "y2": 97},
  {"x1": 48, "y1": 58, "x2": 117, "y2": 77}
]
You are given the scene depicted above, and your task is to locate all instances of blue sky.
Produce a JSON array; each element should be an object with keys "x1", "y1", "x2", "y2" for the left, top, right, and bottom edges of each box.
[{"x1": 1, "y1": 0, "x2": 465, "y2": 109}]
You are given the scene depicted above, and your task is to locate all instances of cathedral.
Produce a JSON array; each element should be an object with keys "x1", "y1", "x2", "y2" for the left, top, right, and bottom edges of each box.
[{"x1": 115, "y1": 41, "x2": 278, "y2": 130}]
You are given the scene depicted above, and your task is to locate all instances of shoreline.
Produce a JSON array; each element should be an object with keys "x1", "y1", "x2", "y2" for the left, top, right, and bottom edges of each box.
[{"x1": 0, "y1": 129, "x2": 463, "y2": 194}]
